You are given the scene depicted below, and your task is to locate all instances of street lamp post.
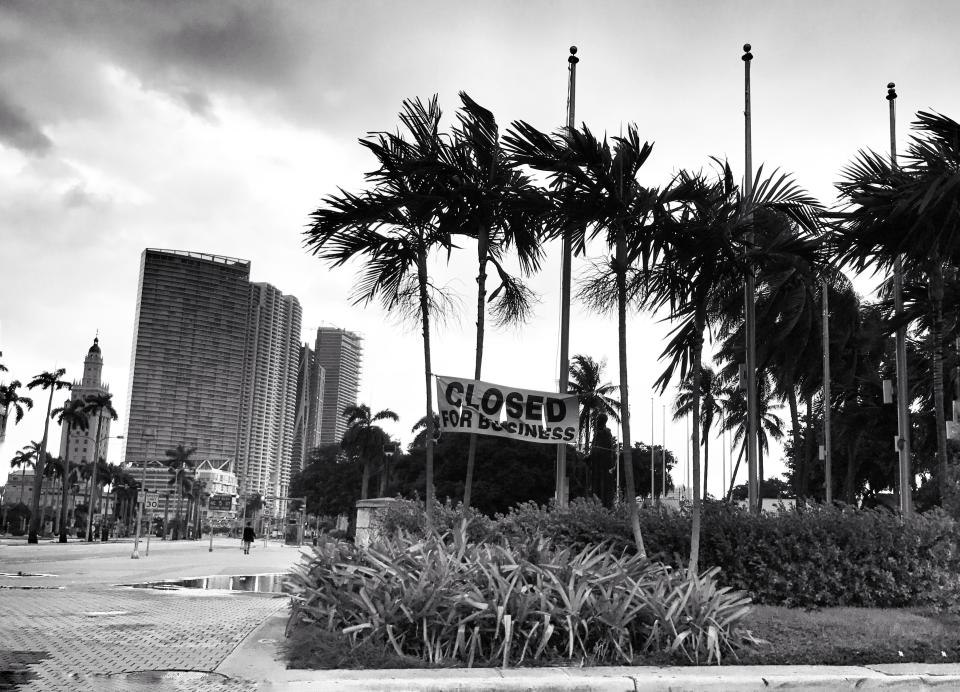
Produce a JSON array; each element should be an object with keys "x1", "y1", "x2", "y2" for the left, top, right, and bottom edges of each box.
[
  {"x1": 131, "y1": 429, "x2": 154, "y2": 559},
  {"x1": 208, "y1": 493, "x2": 214, "y2": 552}
]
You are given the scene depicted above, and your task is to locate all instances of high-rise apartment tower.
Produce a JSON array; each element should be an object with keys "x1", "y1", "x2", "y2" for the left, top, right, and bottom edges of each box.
[
  {"x1": 291, "y1": 343, "x2": 325, "y2": 476},
  {"x1": 237, "y1": 283, "x2": 302, "y2": 504},
  {"x1": 315, "y1": 327, "x2": 362, "y2": 444},
  {"x1": 122, "y1": 249, "x2": 251, "y2": 465}
]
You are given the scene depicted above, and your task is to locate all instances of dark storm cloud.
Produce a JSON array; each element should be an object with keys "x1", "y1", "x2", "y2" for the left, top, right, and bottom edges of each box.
[
  {"x1": 1, "y1": 0, "x2": 482, "y2": 138},
  {"x1": 2, "y1": 0, "x2": 366, "y2": 128},
  {"x1": 0, "y1": 93, "x2": 52, "y2": 155}
]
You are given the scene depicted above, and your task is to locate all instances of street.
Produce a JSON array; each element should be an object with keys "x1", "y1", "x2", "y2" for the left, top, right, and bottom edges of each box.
[{"x1": 0, "y1": 536, "x2": 305, "y2": 691}]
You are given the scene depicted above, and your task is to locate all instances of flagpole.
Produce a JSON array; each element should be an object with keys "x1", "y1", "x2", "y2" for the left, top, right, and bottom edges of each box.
[
  {"x1": 742, "y1": 43, "x2": 760, "y2": 514},
  {"x1": 555, "y1": 45, "x2": 578, "y2": 508},
  {"x1": 686, "y1": 413, "x2": 691, "y2": 499},
  {"x1": 650, "y1": 397, "x2": 655, "y2": 502},
  {"x1": 822, "y1": 279, "x2": 832, "y2": 503},
  {"x1": 888, "y1": 82, "x2": 913, "y2": 516},
  {"x1": 661, "y1": 405, "x2": 666, "y2": 498}
]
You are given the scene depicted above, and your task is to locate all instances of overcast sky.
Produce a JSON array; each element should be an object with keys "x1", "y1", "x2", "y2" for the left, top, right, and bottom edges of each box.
[{"x1": 2, "y1": 1, "x2": 959, "y2": 498}]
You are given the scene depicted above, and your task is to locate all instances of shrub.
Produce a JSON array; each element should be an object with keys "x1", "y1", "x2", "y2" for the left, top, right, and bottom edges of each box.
[
  {"x1": 376, "y1": 497, "x2": 960, "y2": 609},
  {"x1": 379, "y1": 497, "x2": 496, "y2": 543},
  {"x1": 285, "y1": 525, "x2": 754, "y2": 668}
]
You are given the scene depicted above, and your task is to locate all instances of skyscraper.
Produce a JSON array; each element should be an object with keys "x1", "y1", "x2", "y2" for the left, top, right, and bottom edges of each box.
[
  {"x1": 315, "y1": 327, "x2": 363, "y2": 444},
  {"x1": 291, "y1": 343, "x2": 325, "y2": 476},
  {"x1": 122, "y1": 249, "x2": 251, "y2": 465},
  {"x1": 58, "y1": 337, "x2": 112, "y2": 468},
  {"x1": 236, "y1": 283, "x2": 302, "y2": 505}
]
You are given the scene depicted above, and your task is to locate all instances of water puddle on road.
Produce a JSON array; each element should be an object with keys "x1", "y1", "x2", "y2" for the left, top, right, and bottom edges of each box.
[{"x1": 125, "y1": 573, "x2": 290, "y2": 595}]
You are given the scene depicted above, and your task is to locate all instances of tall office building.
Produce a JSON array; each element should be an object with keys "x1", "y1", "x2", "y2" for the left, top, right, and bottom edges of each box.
[
  {"x1": 315, "y1": 327, "x2": 363, "y2": 444},
  {"x1": 122, "y1": 249, "x2": 251, "y2": 466},
  {"x1": 291, "y1": 343, "x2": 325, "y2": 476},
  {"x1": 236, "y1": 283, "x2": 302, "y2": 506},
  {"x1": 58, "y1": 337, "x2": 113, "y2": 465}
]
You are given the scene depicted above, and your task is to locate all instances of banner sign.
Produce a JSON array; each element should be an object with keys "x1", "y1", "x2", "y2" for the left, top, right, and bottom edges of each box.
[{"x1": 435, "y1": 375, "x2": 579, "y2": 445}]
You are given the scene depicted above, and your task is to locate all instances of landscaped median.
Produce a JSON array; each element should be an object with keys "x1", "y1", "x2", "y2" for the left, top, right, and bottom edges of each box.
[{"x1": 281, "y1": 499, "x2": 960, "y2": 670}]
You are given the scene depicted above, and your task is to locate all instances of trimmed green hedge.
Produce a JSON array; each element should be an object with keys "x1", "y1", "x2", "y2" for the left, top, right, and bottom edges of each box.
[{"x1": 379, "y1": 498, "x2": 960, "y2": 609}]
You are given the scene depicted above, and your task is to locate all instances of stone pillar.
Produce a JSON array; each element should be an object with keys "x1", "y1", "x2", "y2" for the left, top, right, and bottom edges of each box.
[{"x1": 354, "y1": 497, "x2": 396, "y2": 548}]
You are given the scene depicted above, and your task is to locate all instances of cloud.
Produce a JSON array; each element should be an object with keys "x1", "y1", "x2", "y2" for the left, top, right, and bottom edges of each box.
[
  {"x1": 177, "y1": 89, "x2": 215, "y2": 120},
  {"x1": 0, "y1": 93, "x2": 52, "y2": 155},
  {"x1": 61, "y1": 182, "x2": 110, "y2": 210}
]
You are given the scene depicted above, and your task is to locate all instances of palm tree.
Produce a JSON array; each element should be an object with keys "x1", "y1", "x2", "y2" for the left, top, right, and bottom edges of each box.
[
  {"x1": 82, "y1": 392, "x2": 118, "y2": 541},
  {"x1": 410, "y1": 412, "x2": 440, "y2": 449},
  {"x1": 305, "y1": 96, "x2": 456, "y2": 531},
  {"x1": 644, "y1": 163, "x2": 821, "y2": 572},
  {"x1": 509, "y1": 122, "x2": 674, "y2": 556},
  {"x1": 10, "y1": 442, "x2": 39, "y2": 503},
  {"x1": 52, "y1": 398, "x2": 90, "y2": 542},
  {"x1": 568, "y1": 354, "x2": 621, "y2": 455},
  {"x1": 720, "y1": 371, "x2": 785, "y2": 495},
  {"x1": 672, "y1": 365, "x2": 724, "y2": 498},
  {"x1": 340, "y1": 404, "x2": 399, "y2": 500},
  {"x1": 0, "y1": 380, "x2": 34, "y2": 444},
  {"x1": 164, "y1": 444, "x2": 196, "y2": 540},
  {"x1": 25, "y1": 369, "x2": 70, "y2": 543},
  {"x1": 834, "y1": 111, "x2": 960, "y2": 502},
  {"x1": 444, "y1": 93, "x2": 545, "y2": 512}
]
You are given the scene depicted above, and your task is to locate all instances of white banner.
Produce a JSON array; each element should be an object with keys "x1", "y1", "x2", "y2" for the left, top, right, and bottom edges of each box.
[{"x1": 435, "y1": 375, "x2": 579, "y2": 445}]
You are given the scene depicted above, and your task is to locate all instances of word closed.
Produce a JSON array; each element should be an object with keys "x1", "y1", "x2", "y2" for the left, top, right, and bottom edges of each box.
[{"x1": 435, "y1": 375, "x2": 579, "y2": 445}]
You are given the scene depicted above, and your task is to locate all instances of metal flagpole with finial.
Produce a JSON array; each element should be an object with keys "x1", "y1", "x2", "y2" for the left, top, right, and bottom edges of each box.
[
  {"x1": 661, "y1": 405, "x2": 666, "y2": 498},
  {"x1": 555, "y1": 45, "x2": 578, "y2": 508},
  {"x1": 823, "y1": 275, "x2": 832, "y2": 503},
  {"x1": 650, "y1": 398, "x2": 655, "y2": 503},
  {"x1": 888, "y1": 82, "x2": 913, "y2": 516},
  {"x1": 742, "y1": 43, "x2": 760, "y2": 514}
]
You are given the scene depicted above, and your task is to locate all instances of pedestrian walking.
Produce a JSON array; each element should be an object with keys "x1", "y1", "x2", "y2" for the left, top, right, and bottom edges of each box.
[{"x1": 242, "y1": 522, "x2": 256, "y2": 554}]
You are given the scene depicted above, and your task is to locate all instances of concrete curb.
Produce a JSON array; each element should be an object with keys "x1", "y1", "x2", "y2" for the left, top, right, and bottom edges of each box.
[{"x1": 218, "y1": 614, "x2": 960, "y2": 691}]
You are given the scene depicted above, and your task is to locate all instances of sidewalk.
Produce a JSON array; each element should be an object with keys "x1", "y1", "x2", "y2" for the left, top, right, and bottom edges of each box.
[{"x1": 220, "y1": 614, "x2": 960, "y2": 691}]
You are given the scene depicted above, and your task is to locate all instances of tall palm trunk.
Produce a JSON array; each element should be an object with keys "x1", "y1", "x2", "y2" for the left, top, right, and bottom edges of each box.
[
  {"x1": 464, "y1": 228, "x2": 488, "y2": 512},
  {"x1": 28, "y1": 386, "x2": 56, "y2": 543},
  {"x1": 756, "y1": 377, "x2": 764, "y2": 508},
  {"x1": 804, "y1": 393, "x2": 815, "y2": 499},
  {"x1": 417, "y1": 245, "x2": 436, "y2": 531},
  {"x1": 703, "y1": 436, "x2": 710, "y2": 500},
  {"x1": 59, "y1": 430, "x2": 74, "y2": 542},
  {"x1": 85, "y1": 414, "x2": 104, "y2": 542},
  {"x1": 19, "y1": 465, "x2": 27, "y2": 503},
  {"x1": 929, "y1": 261, "x2": 948, "y2": 502},
  {"x1": 845, "y1": 434, "x2": 862, "y2": 504},
  {"x1": 615, "y1": 229, "x2": 646, "y2": 556},
  {"x1": 689, "y1": 309, "x2": 705, "y2": 574},
  {"x1": 786, "y1": 381, "x2": 803, "y2": 502},
  {"x1": 360, "y1": 457, "x2": 371, "y2": 500}
]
